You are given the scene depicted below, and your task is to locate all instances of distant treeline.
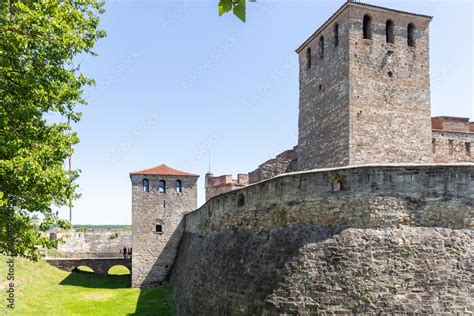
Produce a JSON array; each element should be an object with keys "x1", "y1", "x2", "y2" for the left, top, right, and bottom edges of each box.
[{"x1": 72, "y1": 225, "x2": 131, "y2": 231}]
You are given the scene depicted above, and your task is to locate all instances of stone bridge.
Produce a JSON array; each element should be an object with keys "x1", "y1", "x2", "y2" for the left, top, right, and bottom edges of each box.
[{"x1": 45, "y1": 257, "x2": 132, "y2": 276}]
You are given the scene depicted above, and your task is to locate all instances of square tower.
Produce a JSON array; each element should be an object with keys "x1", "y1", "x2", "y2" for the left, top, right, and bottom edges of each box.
[
  {"x1": 130, "y1": 164, "x2": 198, "y2": 288},
  {"x1": 296, "y1": 1, "x2": 433, "y2": 170}
]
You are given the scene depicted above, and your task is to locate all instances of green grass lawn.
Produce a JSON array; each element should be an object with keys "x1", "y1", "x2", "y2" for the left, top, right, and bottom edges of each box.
[{"x1": 0, "y1": 256, "x2": 176, "y2": 315}]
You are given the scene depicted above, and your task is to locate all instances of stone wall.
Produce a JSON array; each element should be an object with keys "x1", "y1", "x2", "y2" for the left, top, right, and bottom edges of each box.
[
  {"x1": 51, "y1": 231, "x2": 131, "y2": 258},
  {"x1": 205, "y1": 173, "x2": 248, "y2": 201},
  {"x1": 432, "y1": 116, "x2": 472, "y2": 133},
  {"x1": 170, "y1": 164, "x2": 474, "y2": 314},
  {"x1": 432, "y1": 130, "x2": 474, "y2": 163},
  {"x1": 186, "y1": 165, "x2": 474, "y2": 234},
  {"x1": 297, "y1": 6, "x2": 350, "y2": 170},
  {"x1": 172, "y1": 227, "x2": 473, "y2": 315},
  {"x1": 131, "y1": 174, "x2": 198, "y2": 288},
  {"x1": 297, "y1": 2, "x2": 433, "y2": 170},
  {"x1": 348, "y1": 5, "x2": 433, "y2": 166},
  {"x1": 249, "y1": 147, "x2": 297, "y2": 184}
]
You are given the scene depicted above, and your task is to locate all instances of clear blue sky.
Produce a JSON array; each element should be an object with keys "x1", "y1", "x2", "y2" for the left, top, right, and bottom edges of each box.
[{"x1": 64, "y1": 0, "x2": 473, "y2": 225}]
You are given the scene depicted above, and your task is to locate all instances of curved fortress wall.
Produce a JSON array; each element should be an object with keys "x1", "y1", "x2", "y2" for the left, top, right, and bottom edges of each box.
[{"x1": 170, "y1": 165, "x2": 474, "y2": 314}]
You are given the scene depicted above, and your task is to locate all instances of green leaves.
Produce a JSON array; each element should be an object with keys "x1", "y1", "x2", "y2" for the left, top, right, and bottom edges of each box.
[
  {"x1": 0, "y1": 0, "x2": 105, "y2": 260},
  {"x1": 218, "y1": 0, "x2": 255, "y2": 22}
]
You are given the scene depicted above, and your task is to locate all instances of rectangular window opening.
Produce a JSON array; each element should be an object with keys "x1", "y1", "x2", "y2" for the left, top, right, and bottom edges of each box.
[{"x1": 156, "y1": 225, "x2": 163, "y2": 233}]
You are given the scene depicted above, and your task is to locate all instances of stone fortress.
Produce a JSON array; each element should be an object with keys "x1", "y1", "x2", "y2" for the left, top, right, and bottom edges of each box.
[{"x1": 131, "y1": 1, "x2": 473, "y2": 314}]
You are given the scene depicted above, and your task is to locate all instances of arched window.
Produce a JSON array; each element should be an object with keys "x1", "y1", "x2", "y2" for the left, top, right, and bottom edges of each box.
[
  {"x1": 175, "y1": 180, "x2": 182, "y2": 193},
  {"x1": 306, "y1": 47, "x2": 311, "y2": 69},
  {"x1": 386, "y1": 20, "x2": 394, "y2": 43},
  {"x1": 158, "y1": 180, "x2": 166, "y2": 193},
  {"x1": 319, "y1": 36, "x2": 324, "y2": 58},
  {"x1": 143, "y1": 179, "x2": 149, "y2": 193},
  {"x1": 334, "y1": 23, "x2": 339, "y2": 47},
  {"x1": 363, "y1": 15, "x2": 372, "y2": 39},
  {"x1": 407, "y1": 23, "x2": 415, "y2": 47}
]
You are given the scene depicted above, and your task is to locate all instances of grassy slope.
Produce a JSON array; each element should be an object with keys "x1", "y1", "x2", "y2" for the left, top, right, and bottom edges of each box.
[{"x1": 0, "y1": 256, "x2": 175, "y2": 316}]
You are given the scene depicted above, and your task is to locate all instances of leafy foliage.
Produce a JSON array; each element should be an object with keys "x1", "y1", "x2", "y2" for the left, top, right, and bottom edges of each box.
[
  {"x1": 0, "y1": 0, "x2": 105, "y2": 260},
  {"x1": 218, "y1": 0, "x2": 256, "y2": 22}
]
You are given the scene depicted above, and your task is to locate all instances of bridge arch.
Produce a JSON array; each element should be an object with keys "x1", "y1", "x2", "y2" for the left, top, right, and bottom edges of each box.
[
  {"x1": 107, "y1": 264, "x2": 131, "y2": 275},
  {"x1": 46, "y1": 258, "x2": 132, "y2": 277},
  {"x1": 73, "y1": 265, "x2": 95, "y2": 273}
]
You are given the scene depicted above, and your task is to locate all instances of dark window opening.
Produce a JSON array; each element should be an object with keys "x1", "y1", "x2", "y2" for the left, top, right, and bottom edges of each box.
[
  {"x1": 156, "y1": 225, "x2": 163, "y2": 233},
  {"x1": 448, "y1": 140, "x2": 454, "y2": 156},
  {"x1": 163, "y1": 200, "x2": 166, "y2": 208},
  {"x1": 407, "y1": 23, "x2": 415, "y2": 47},
  {"x1": 466, "y1": 142, "x2": 471, "y2": 156},
  {"x1": 306, "y1": 47, "x2": 311, "y2": 69},
  {"x1": 143, "y1": 179, "x2": 150, "y2": 193},
  {"x1": 319, "y1": 36, "x2": 324, "y2": 58},
  {"x1": 386, "y1": 20, "x2": 394, "y2": 43},
  {"x1": 319, "y1": 84, "x2": 322, "y2": 91},
  {"x1": 237, "y1": 193, "x2": 245, "y2": 207},
  {"x1": 387, "y1": 71, "x2": 393, "y2": 78},
  {"x1": 334, "y1": 23, "x2": 339, "y2": 47},
  {"x1": 432, "y1": 138, "x2": 436, "y2": 153},
  {"x1": 159, "y1": 180, "x2": 166, "y2": 193},
  {"x1": 175, "y1": 180, "x2": 182, "y2": 193},
  {"x1": 363, "y1": 15, "x2": 372, "y2": 39}
]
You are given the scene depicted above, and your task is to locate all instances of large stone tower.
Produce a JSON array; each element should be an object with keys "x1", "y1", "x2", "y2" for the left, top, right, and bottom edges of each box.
[
  {"x1": 130, "y1": 164, "x2": 198, "y2": 288},
  {"x1": 296, "y1": 1, "x2": 433, "y2": 170}
]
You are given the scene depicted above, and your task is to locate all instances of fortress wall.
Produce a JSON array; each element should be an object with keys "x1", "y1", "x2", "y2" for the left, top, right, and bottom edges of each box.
[
  {"x1": 186, "y1": 165, "x2": 474, "y2": 234},
  {"x1": 432, "y1": 130, "x2": 474, "y2": 164},
  {"x1": 52, "y1": 231, "x2": 132, "y2": 258},
  {"x1": 171, "y1": 165, "x2": 474, "y2": 314}
]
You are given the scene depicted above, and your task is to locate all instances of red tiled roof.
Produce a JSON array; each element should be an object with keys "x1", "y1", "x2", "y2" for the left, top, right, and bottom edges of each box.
[{"x1": 130, "y1": 164, "x2": 199, "y2": 177}]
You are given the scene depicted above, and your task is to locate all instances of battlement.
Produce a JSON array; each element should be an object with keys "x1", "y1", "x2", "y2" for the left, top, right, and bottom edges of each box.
[{"x1": 205, "y1": 172, "x2": 249, "y2": 201}]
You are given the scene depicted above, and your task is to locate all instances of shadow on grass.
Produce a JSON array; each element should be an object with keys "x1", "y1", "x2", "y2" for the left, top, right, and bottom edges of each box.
[
  {"x1": 128, "y1": 284, "x2": 176, "y2": 316},
  {"x1": 60, "y1": 270, "x2": 131, "y2": 289}
]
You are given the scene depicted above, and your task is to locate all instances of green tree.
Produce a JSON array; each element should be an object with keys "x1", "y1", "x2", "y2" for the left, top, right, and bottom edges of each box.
[
  {"x1": 0, "y1": 0, "x2": 105, "y2": 260},
  {"x1": 218, "y1": 0, "x2": 256, "y2": 22}
]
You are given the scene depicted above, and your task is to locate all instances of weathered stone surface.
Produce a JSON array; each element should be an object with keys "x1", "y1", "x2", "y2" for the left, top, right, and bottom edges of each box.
[
  {"x1": 171, "y1": 227, "x2": 473, "y2": 315},
  {"x1": 50, "y1": 231, "x2": 132, "y2": 258},
  {"x1": 45, "y1": 258, "x2": 131, "y2": 276},
  {"x1": 170, "y1": 164, "x2": 474, "y2": 314},
  {"x1": 186, "y1": 165, "x2": 474, "y2": 234},
  {"x1": 297, "y1": 2, "x2": 433, "y2": 170},
  {"x1": 131, "y1": 173, "x2": 198, "y2": 288},
  {"x1": 205, "y1": 173, "x2": 248, "y2": 201},
  {"x1": 249, "y1": 147, "x2": 298, "y2": 184},
  {"x1": 432, "y1": 130, "x2": 474, "y2": 163}
]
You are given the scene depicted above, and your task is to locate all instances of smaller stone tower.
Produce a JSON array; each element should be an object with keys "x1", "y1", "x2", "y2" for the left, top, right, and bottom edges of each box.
[{"x1": 130, "y1": 164, "x2": 198, "y2": 288}]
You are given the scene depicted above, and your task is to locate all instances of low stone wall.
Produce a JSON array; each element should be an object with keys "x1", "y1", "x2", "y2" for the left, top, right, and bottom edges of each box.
[
  {"x1": 51, "y1": 231, "x2": 132, "y2": 258},
  {"x1": 170, "y1": 164, "x2": 474, "y2": 314}
]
